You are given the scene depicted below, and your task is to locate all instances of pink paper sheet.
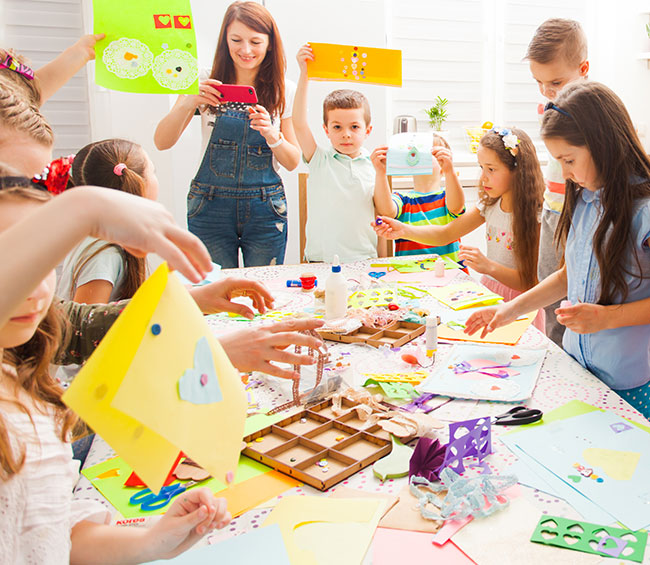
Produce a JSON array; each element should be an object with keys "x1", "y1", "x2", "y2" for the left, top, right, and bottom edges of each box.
[{"x1": 372, "y1": 527, "x2": 476, "y2": 564}]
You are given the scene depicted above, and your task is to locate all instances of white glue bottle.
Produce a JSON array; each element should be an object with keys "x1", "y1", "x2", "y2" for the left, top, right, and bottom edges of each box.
[
  {"x1": 434, "y1": 257, "x2": 445, "y2": 277},
  {"x1": 325, "y1": 254, "x2": 348, "y2": 319},
  {"x1": 425, "y1": 314, "x2": 438, "y2": 361}
]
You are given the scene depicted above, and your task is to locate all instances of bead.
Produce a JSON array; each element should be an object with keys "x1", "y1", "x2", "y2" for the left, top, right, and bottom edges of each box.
[{"x1": 150, "y1": 323, "x2": 161, "y2": 335}]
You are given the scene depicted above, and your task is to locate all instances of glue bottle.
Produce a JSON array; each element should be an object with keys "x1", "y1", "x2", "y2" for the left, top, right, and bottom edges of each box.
[
  {"x1": 425, "y1": 314, "x2": 438, "y2": 360},
  {"x1": 325, "y1": 254, "x2": 347, "y2": 319},
  {"x1": 434, "y1": 257, "x2": 445, "y2": 277}
]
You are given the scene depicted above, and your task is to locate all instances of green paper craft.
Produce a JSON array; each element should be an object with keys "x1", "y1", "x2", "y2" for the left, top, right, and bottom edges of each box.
[
  {"x1": 93, "y1": 0, "x2": 199, "y2": 94},
  {"x1": 372, "y1": 256, "x2": 460, "y2": 273},
  {"x1": 373, "y1": 436, "x2": 414, "y2": 481},
  {"x1": 348, "y1": 288, "x2": 397, "y2": 308},
  {"x1": 82, "y1": 454, "x2": 269, "y2": 518},
  {"x1": 530, "y1": 515, "x2": 647, "y2": 562},
  {"x1": 363, "y1": 378, "x2": 418, "y2": 400}
]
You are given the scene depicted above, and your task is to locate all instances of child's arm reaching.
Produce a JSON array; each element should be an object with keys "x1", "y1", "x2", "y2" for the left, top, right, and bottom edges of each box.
[
  {"x1": 373, "y1": 205, "x2": 484, "y2": 245},
  {"x1": 371, "y1": 146, "x2": 398, "y2": 217},
  {"x1": 458, "y1": 245, "x2": 530, "y2": 291},
  {"x1": 35, "y1": 34, "x2": 105, "y2": 103},
  {"x1": 293, "y1": 44, "x2": 317, "y2": 162},
  {"x1": 73, "y1": 280, "x2": 114, "y2": 304},
  {"x1": 0, "y1": 187, "x2": 210, "y2": 327},
  {"x1": 465, "y1": 266, "x2": 568, "y2": 338},
  {"x1": 433, "y1": 146, "x2": 465, "y2": 216},
  {"x1": 70, "y1": 488, "x2": 230, "y2": 564},
  {"x1": 555, "y1": 296, "x2": 650, "y2": 333}
]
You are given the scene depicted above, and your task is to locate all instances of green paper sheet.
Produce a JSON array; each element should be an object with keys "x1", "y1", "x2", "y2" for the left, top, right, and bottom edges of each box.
[
  {"x1": 82, "y1": 454, "x2": 269, "y2": 518},
  {"x1": 93, "y1": 0, "x2": 199, "y2": 94}
]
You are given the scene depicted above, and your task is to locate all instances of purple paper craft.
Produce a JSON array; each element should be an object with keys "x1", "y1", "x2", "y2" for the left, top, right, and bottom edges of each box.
[
  {"x1": 610, "y1": 421, "x2": 633, "y2": 434},
  {"x1": 453, "y1": 360, "x2": 512, "y2": 379},
  {"x1": 402, "y1": 392, "x2": 438, "y2": 413},
  {"x1": 596, "y1": 535, "x2": 627, "y2": 558},
  {"x1": 409, "y1": 437, "x2": 447, "y2": 482},
  {"x1": 438, "y1": 417, "x2": 492, "y2": 474}
]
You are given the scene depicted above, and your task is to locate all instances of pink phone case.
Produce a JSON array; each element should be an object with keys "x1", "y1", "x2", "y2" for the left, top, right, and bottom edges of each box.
[{"x1": 214, "y1": 84, "x2": 258, "y2": 104}]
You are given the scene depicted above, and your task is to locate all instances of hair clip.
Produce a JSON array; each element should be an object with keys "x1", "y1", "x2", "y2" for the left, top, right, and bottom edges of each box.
[
  {"x1": 0, "y1": 53, "x2": 35, "y2": 80},
  {"x1": 113, "y1": 163, "x2": 127, "y2": 176},
  {"x1": 490, "y1": 127, "x2": 520, "y2": 158},
  {"x1": 544, "y1": 101, "x2": 572, "y2": 118}
]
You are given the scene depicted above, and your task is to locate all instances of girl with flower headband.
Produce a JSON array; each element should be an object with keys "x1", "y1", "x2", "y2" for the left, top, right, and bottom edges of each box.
[
  {"x1": 57, "y1": 139, "x2": 158, "y2": 305},
  {"x1": 373, "y1": 126, "x2": 546, "y2": 332},
  {"x1": 466, "y1": 82, "x2": 650, "y2": 418}
]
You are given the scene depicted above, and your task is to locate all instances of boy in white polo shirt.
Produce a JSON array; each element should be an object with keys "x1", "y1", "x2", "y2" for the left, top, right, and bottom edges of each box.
[{"x1": 294, "y1": 43, "x2": 377, "y2": 263}]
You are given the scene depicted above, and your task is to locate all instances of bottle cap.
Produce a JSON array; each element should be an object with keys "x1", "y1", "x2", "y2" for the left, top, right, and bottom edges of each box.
[{"x1": 332, "y1": 254, "x2": 341, "y2": 273}]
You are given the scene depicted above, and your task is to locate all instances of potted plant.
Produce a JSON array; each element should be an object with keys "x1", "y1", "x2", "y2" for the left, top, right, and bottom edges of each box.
[{"x1": 424, "y1": 96, "x2": 449, "y2": 141}]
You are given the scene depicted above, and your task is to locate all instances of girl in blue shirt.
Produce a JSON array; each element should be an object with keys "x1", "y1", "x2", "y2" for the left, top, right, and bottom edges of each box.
[{"x1": 466, "y1": 81, "x2": 650, "y2": 418}]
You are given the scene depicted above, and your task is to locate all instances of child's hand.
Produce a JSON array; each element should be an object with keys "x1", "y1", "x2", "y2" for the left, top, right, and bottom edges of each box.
[
  {"x1": 465, "y1": 305, "x2": 516, "y2": 338},
  {"x1": 72, "y1": 33, "x2": 105, "y2": 62},
  {"x1": 555, "y1": 302, "x2": 607, "y2": 333},
  {"x1": 372, "y1": 216, "x2": 407, "y2": 240},
  {"x1": 370, "y1": 147, "x2": 388, "y2": 174},
  {"x1": 432, "y1": 146, "x2": 454, "y2": 174},
  {"x1": 296, "y1": 44, "x2": 314, "y2": 74},
  {"x1": 219, "y1": 318, "x2": 325, "y2": 379},
  {"x1": 248, "y1": 104, "x2": 277, "y2": 141},
  {"x1": 68, "y1": 187, "x2": 211, "y2": 283},
  {"x1": 146, "y1": 488, "x2": 231, "y2": 560},
  {"x1": 458, "y1": 245, "x2": 492, "y2": 274},
  {"x1": 189, "y1": 277, "x2": 275, "y2": 317}
]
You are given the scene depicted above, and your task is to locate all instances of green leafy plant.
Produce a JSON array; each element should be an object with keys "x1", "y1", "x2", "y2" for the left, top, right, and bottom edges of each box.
[{"x1": 424, "y1": 96, "x2": 449, "y2": 131}]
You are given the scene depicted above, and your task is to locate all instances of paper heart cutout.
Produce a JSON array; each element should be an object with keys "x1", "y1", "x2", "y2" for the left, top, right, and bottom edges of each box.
[
  {"x1": 563, "y1": 534, "x2": 580, "y2": 545},
  {"x1": 178, "y1": 336, "x2": 223, "y2": 405},
  {"x1": 156, "y1": 14, "x2": 171, "y2": 26},
  {"x1": 583, "y1": 447, "x2": 640, "y2": 480},
  {"x1": 567, "y1": 474, "x2": 582, "y2": 483},
  {"x1": 177, "y1": 16, "x2": 191, "y2": 27}
]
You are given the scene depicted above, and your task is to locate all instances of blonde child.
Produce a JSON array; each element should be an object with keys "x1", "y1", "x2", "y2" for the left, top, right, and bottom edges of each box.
[
  {"x1": 371, "y1": 133, "x2": 465, "y2": 261},
  {"x1": 57, "y1": 139, "x2": 159, "y2": 304},
  {"x1": 0, "y1": 184, "x2": 230, "y2": 563},
  {"x1": 466, "y1": 82, "x2": 650, "y2": 418},
  {"x1": 294, "y1": 44, "x2": 377, "y2": 263},
  {"x1": 373, "y1": 127, "x2": 545, "y2": 332},
  {"x1": 525, "y1": 18, "x2": 589, "y2": 344}
]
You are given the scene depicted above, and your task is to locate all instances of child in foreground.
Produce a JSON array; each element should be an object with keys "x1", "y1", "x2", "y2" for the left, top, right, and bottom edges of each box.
[
  {"x1": 465, "y1": 82, "x2": 650, "y2": 418},
  {"x1": 0, "y1": 184, "x2": 229, "y2": 563},
  {"x1": 294, "y1": 43, "x2": 378, "y2": 263},
  {"x1": 373, "y1": 127, "x2": 545, "y2": 332},
  {"x1": 371, "y1": 133, "x2": 465, "y2": 261}
]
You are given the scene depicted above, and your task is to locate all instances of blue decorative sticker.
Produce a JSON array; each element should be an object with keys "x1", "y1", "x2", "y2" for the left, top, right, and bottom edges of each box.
[{"x1": 178, "y1": 336, "x2": 223, "y2": 404}]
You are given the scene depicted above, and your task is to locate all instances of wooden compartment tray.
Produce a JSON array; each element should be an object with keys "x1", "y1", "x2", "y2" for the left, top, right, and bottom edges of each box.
[
  {"x1": 317, "y1": 321, "x2": 424, "y2": 348},
  {"x1": 243, "y1": 397, "x2": 394, "y2": 490}
]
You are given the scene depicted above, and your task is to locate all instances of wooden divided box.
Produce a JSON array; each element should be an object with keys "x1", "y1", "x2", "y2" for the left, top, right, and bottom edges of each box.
[
  {"x1": 317, "y1": 321, "x2": 424, "y2": 348},
  {"x1": 242, "y1": 397, "x2": 396, "y2": 490}
]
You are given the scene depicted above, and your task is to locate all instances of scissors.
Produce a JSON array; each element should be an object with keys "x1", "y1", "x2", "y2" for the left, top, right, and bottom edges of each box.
[
  {"x1": 129, "y1": 480, "x2": 202, "y2": 512},
  {"x1": 492, "y1": 406, "x2": 543, "y2": 426}
]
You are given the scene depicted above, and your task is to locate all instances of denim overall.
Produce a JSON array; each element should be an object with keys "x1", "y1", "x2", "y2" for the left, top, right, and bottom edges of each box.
[{"x1": 188, "y1": 106, "x2": 287, "y2": 268}]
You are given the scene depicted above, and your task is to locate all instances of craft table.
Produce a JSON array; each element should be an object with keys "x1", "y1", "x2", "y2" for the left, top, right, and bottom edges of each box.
[{"x1": 73, "y1": 256, "x2": 650, "y2": 564}]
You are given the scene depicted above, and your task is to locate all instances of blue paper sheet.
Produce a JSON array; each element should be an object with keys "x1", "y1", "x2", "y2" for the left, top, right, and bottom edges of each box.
[
  {"x1": 503, "y1": 410, "x2": 650, "y2": 530},
  {"x1": 144, "y1": 523, "x2": 290, "y2": 564}
]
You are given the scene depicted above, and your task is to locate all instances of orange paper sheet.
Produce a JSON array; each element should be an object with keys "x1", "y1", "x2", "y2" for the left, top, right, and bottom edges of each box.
[
  {"x1": 222, "y1": 471, "x2": 300, "y2": 517},
  {"x1": 307, "y1": 42, "x2": 402, "y2": 86}
]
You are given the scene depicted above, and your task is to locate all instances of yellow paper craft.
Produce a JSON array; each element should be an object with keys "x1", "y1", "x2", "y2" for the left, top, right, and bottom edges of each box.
[
  {"x1": 62, "y1": 263, "x2": 246, "y2": 494},
  {"x1": 362, "y1": 371, "x2": 428, "y2": 384},
  {"x1": 438, "y1": 311, "x2": 536, "y2": 345},
  {"x1": 348, "y1": 288, "x2": 397, "y2": 308},
  {"x1": 263, "y1": 496, "x2": 385, "y2": 565},
  {"x1": 307, "y1": 42, "x2": 402, "y2": 87}
]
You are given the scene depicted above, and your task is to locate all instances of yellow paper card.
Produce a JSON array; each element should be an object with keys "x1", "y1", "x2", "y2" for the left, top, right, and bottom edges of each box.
[
  {"x1": 263, "y1": 496, "x2": 385, "y2": 565},
  {"x1": 438, "y1": 311, "x2": 536, "y2": 345},
  {"x1": 307, "y1": 42, "x2": 402, "y2": 87},
  {"x1": 63, "y1": 263, "x2": 246, "y2": 493}
]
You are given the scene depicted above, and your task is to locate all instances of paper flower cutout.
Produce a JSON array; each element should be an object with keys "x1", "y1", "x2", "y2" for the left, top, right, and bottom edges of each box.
[
  {"x1": 178, "y1": 336, "x2": 223, "y2": 404},
  {"x1": 409, "y1": 437, "x2": 447, "y2": 482}
]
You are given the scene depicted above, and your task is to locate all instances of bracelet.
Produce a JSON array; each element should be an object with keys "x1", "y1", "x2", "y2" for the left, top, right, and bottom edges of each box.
[{"x1": 267, "y1": 134, "x2": 283, "y2": 149}]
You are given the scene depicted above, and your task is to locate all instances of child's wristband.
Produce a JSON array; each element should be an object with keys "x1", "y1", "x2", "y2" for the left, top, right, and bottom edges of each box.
[{"x1": 267, "y1": 134, "x2": 284, "y2": 149}]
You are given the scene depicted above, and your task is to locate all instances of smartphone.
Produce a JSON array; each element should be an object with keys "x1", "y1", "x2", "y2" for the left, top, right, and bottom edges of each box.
[{"x1": 214, "y1": 84, "x2": 258, "y2": 104}]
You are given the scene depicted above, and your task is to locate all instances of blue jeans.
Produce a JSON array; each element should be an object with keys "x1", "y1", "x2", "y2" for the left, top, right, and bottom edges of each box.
[
  {"x1": 188, "y1": 182, "x2": 287, "y2": 268},
  {"x1": 189, "y1": 107, "x2": 287, "y2": 268}
]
